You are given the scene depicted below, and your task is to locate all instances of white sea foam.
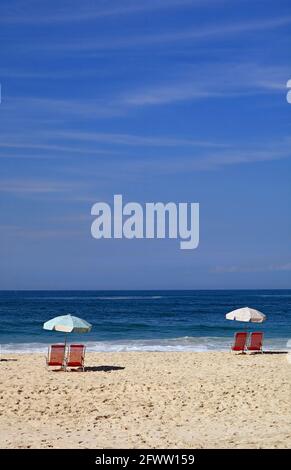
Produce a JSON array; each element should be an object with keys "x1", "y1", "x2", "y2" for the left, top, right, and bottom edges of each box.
[{"x1": 0, "y1": 336, "x2": 289, "y2": 354}]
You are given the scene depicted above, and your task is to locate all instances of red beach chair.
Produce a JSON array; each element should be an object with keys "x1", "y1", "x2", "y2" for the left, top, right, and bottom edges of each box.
[
  {"x1": 231, "y1": 332, "x2": 248, "y2": 353},
  {"x1": 247, "y1": 332, "x2": 263, "y2": 353},
  {"x1": 46, "y1": 344, "x2": 66, "y2": 370},
  {"x1": 66, "y1": 344, "x2": 86, "y2": 371}
]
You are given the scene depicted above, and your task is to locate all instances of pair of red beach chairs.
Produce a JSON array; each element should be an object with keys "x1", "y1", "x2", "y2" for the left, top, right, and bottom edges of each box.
[
  {"x1": 231, "y1": 332, "x2": 263, "y2": 353},
  {"x1": 46, "y1": 344, "x2": 86, "y2": 371}
]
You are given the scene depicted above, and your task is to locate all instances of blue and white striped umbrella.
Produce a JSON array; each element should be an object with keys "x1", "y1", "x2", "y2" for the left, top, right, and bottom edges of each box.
[{"x1": 43, "y1": 314, "x2": 92, "y2": 334}]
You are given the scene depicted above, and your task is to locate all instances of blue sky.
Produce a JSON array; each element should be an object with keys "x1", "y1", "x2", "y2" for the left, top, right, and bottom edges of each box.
[{"x1": 0, "y1": 0, "x2": 291, "y2": 289}]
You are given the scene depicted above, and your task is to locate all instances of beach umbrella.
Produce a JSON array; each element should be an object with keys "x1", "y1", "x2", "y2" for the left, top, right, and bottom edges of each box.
[
  {"x1": 226, "y1": 307, "x2": 266, "y2": 323},
  {"x1": 43, "y1": 314, "x2": 92, "y2": 345}
]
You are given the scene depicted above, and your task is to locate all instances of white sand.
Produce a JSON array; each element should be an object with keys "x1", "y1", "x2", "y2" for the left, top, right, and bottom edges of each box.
[{"x1": 0, "y1": 352, "x2": 290, "y2": 448}]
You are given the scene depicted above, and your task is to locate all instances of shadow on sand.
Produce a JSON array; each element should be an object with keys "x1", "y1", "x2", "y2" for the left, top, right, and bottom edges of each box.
[
  {"x1": 262, "y1": 351, "x2": 288, "y2": 355},
  {"x1": 51, "y1": 365, "x2": 125, "y2": 372},
  {"x1": 85, "y1": 365, "x2": 125, "y2": 372}
]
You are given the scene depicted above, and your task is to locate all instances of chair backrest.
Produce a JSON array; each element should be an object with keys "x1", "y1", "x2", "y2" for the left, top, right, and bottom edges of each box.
[
  {"x1": 232, "y1": 332, "x2": 248, "y2": 351},
  {"x1": 249, "y1": 332, "x2": 263, "y2": 350},
  {"x1": 67, "y1": 344, "x2": 85, "y2": 364},
  {"x1": 49, "y1": 344, "x2": 65, "y2": 363}
]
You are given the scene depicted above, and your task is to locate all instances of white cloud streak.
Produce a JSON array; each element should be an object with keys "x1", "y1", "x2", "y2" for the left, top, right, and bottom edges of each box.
[
  {"x1": 1, "y1": 62, "x2": 289, "y2": 124},
  {"x1": 1, "y1": 0, "x2": 207, "y2": 24},
  {"x1": 25, "y1": 15, "x2": 291, "y2": 52},
  {"x1": 0, "y1": 141, "x2": 116, "y2": 156},
  {"x1": 0, "y1": 179, "x2": 81, "y2": 193},
  {"x1": 121, "y1": 63, "x2": 290, "y2": 107},
  {"x1": 55, "y1": 131, "x2": 229, "y2": 149},
  {"x1": 212, "y1": 262, "x2": 291, "y2": 273}
]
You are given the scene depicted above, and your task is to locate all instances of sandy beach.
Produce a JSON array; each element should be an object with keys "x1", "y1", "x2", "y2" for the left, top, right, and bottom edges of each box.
[{"x1": 0, "y1": 352, "x2": 290, "y2": 449}]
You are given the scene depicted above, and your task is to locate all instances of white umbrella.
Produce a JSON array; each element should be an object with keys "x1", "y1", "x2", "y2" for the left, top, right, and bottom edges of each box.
[
  {"x1": 226, "y1": 307, "x2": 266, "y2": 323},
  {"x1": 43, "y1": 314, "x2": 92, "y2": 333},
  {"x1": 43, "y1": 314, "x2": 92, "y2": 346}
]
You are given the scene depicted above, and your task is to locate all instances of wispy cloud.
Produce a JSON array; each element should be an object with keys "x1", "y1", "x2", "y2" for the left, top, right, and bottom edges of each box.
[
  {"x1": 1, "y1": 130, "x2": 290, "y2": 172},
  {"x1": 121, "y1": 63, "x2": 290, "y2": 107},
  {"x1": 0, "y1": 224, "x2": 84, "y2": 239},
  {"x1": 26, "y1": 15, "x2": 291, "y2": 53},
  {"x1": 56, "y1": 131, "x2": 229, "y2": 149},
  {"x1": 1, "y1": 96, "x2": 122, "y2": 119},
  {"x1": 123, "y1": 144, "x2": 291, "y2": 174},
  {"x1": 51, "y1": 137, "x2": 291, "y2": 174},
  {"x1": 212, "y1": 262, "x2": 291, "y2": 273},
  {"x1": 190, "y1": 146, "x2": 291, "y2": 170},
  {"x1": 1, "y1": 62, "x2": 289, "y2": 126},
  {"x1": 0, "y1": 141, "x2": 117, "y2": 156},
  {"x1": 0, "y1": 179, "x2": 80, "y2": 194},
  {"x1": 0, "y1": 67, "x2": 112, "y2": 80},
  {"x1": 1, "y1": 0, "x2": 201, "y2": 24}
]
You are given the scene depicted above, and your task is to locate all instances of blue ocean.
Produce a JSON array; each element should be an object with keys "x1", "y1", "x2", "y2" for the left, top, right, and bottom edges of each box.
[{"x1": 0, "y1": 290, "x2": 290, "y2": 352}]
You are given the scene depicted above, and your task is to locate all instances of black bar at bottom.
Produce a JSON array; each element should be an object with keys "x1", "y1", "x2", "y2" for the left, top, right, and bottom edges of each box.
[{"x1": 0, "y1": 449, "x2": 290, "y2": 467}]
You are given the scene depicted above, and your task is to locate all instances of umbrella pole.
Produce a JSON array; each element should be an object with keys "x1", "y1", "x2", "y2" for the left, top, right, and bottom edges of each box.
[{"x1": 64, "y1": 333, "x2": 68, "y2": 371}]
